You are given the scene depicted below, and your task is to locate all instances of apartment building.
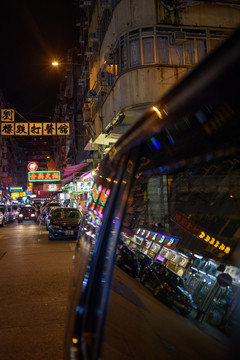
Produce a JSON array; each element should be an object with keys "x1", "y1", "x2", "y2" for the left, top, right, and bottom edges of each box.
[{"x1": 72, "y1": 0, "x2": 240, "y2": 158}]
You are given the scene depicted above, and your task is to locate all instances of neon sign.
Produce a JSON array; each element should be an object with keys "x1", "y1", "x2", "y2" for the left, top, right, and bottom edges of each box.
[
  {"x1": 28, "y1": 171, "x2": 61, "y2": 182},
  {"x1": 27, "y1": 162, "x2": 38, "y2": 171},
  {"x1": 10, "y1": 186, "x2": 23, "y2": 192}
]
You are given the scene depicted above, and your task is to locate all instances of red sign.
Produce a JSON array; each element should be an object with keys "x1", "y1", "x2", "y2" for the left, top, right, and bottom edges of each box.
[
  {"x1": 1, "y1": 176, "x2": 13, "y2": 184},
  {"x1": 172, "y1": 213, "x2": 201, "y2": 235},
  {"x1": 27, "y1": 162, "x2": 38, "y2": 171}
]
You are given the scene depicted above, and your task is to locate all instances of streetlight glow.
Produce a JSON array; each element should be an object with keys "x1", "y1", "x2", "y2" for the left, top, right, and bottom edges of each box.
[{"x1": 52, "y1": 61, "x2": 59, "y2": 66}]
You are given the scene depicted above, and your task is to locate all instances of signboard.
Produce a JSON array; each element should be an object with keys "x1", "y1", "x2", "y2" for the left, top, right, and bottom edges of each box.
[
  {"x1": 11, "y1": 192, "x2": 26, "y2": 198},
  {"x1": 172, "y1": 212, "x2": 231, "y2": 256},
  {"x1": 27, "y1": 162, "x2": 38, "y2": 171},
  {"x1": 1, "y1": 122, "x2": 70, "y2": 136},
  {"x1": 1, "y1": 176, "x2": 13, "y2": 184},
  {"x1": 28, "y1": 171, "x2": 61, "y2": 182},
  {"x1": 43, "y1": 184, "x2": 61, "y2": 192},
  {"x1": 10, "y1": 186, "x2": 23, "y2": 192},
  {"x1": 1, "y1": 108, "x2": 15, "y2": 122},
  {"x1": 76, "y1": 181, "x2": 93, "y2": 192},
  {"x1": 0, "y1": 110, "x2": 70, "y2": 135}
]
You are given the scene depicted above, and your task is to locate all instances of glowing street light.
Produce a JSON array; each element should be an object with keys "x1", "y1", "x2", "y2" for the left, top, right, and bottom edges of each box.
[{"x1": 51, "y1": 60, "x2": 81, "y2": 67}]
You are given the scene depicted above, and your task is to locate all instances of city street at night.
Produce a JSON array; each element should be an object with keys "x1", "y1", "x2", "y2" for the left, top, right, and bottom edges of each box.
[
  {"x1": 0, "y1": 220, "x2": 233, "y2": 360},
  {"x1": 0, "y1": 221, "x2": 75, "y2": 360},
  {"x1": 0, "y1": 1, "x2": 240, "y2": 359}
]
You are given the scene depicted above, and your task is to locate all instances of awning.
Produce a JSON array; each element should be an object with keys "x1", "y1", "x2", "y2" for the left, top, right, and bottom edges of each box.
[{"x1": 61, "y1": 161, "x2": 89, "y2": 185}]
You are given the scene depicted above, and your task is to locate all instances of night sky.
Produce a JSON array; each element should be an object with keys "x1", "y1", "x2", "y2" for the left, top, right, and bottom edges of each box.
[{"x1": 0, "y1": 0, "x2": 79, "y2": 121}]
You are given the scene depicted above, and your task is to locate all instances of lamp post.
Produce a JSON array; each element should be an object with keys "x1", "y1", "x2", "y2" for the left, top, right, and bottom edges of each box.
[{"x1": 51, "y1": 61, "x2": 81, "y2": 67}]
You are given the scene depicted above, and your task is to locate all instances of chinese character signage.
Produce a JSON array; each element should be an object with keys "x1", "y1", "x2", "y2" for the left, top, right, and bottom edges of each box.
[
  {"x1": 76, "y1": 181, "x2": 93, "y2": 192},
  {"x1": 43, "y1": 184, "x2": 61, "y2": 192},
  {"x1": 11, "y1": 192, "x2": 26, "y2": 198},
  {"x1": 0, "y1": 110, "x2": 70, "y2": 136},
  {"x1": 1, "y1": 109, "x2": 15, "y2": 122},
  {"x1": 172, "y1": 212, "x2": 232, "y2": 257},
  {"x1": 28, "y1": 171, "x2": 61, "y2": 182},
  {"x1": 1, "y1": 122, "x2": 69, "y2": 136}
]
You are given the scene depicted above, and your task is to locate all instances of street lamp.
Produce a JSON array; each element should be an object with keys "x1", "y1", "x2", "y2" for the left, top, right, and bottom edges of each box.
[{"x1": 51, "y1": 61, "x2": 81, "y2": 67}]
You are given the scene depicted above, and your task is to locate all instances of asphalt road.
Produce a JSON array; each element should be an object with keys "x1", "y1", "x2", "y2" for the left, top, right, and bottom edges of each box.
[{"x1": 0, "y1": 220, "x2": 75, "y2": 360}]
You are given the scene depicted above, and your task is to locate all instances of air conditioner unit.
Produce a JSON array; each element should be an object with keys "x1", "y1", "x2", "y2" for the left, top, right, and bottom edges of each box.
[
  {"x1": 171, "y1": 31, "x2": 186, "y2": 44},
  {"x1": 97, "y1": 71, "x2": 108, "y2": 82},
  {"x1": 88, "y1": 89, "x2": 98, "y2": 98},
  {"x1": 89, "y1": 32, "x2": 98, "y2": 40},
  {"x1": 104, "y1": 52, "x2": 113, "y2": 64},
  {"x1": 97, "y1": 71, "x2": 113, "y2": 85}
]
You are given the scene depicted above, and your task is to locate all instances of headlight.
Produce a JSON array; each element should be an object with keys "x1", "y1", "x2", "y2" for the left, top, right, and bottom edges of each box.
[
  {"x1": 19, "y1": 214, "x2": 23, "y2": 217},
  {"x1": 31, "y1": 213, "x2": 35, "y2": 217}
]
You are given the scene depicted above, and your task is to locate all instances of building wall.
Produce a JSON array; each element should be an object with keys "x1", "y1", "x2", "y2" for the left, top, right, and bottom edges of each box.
[{"x1": 86, "y1": 0, "x2": 240, "y2": 147}]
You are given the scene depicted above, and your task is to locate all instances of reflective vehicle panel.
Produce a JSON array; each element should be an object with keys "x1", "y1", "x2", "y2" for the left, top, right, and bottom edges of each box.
[{"x1": 64, "y1": 29, "x2": 240, "y2": 360}]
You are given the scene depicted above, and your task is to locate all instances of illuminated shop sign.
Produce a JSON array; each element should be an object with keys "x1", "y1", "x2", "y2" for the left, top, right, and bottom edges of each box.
[
  {"x1": 28, "y1": 171, "x2": 61, "y2": 182},
  {"x1": 11, "y1": 192, "x2": 26, "y2": 198},
  {"x1": 43, "y1": 184, "x2": 61, "y2": 192},
  {"x1": 135, "y1": 228, "x2": 179, "y2": 249},
  {"x1": 173, "y1": 212, "x2": 231, "y2": 255},
  {"x1": 27, "y1": 162, "x2": 38, "y2": 171},
  {"x1": 92, "y1": 184, "x2": 100, "y2": 202},
  {"x1": 76, "y1": 181, "x2": 93, "y2": 192},
  {"x1": 198, "y1": 231, "x2": 231, "y2": 254},
  {"x1": 0, "y1": 109, "x2": 70, "y2": 136},
  {"x1": 10, "y1": 186, "x2": 23, "y2": 192}
]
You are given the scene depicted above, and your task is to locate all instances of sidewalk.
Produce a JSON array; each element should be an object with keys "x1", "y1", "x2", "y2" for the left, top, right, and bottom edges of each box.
[{"x1": 188, "y1": 310, "x2": 231, "y2": 347}]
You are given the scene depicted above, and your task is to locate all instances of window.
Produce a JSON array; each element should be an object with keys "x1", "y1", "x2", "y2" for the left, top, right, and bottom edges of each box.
[
  {"x1": 120, "y1": 35, "x2": 127, "y2": 71},
  {"x1": 113, "y1": 27, "x2": 225, "y2": 73},
  {"x1": 184, "y1": 39, "x2": 195, "y2": 65},
  {"x1": 129, "y1": 30, "x2": 141, "y2": 67},
  {"x1": 170, "y1": 44, "x2": 183, "y2": 65},
  {"x1": 197, "y1": 39, "x2": 207, "y2": 62},
  {"x1": 156, "y1": 36, "x2": 169, "y2": 64},
  {"x1": 142, "y1": 37, "x2": 154, "y2": 64}
]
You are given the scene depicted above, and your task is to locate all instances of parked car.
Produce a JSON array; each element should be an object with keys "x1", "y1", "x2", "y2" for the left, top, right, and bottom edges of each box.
[
  {"x1": 131, "y1": 248, "x2": 153, "y2": 277},
  {"x1": 140, "y1": 262, "x2": 194, "y2": 316},
  {"x1": 48, "y1": 207, "x2": 82, "y2": 240},
  {"x1": 116, "y1": 245, "x2": 140, "y2": 277},
  {"x1": 0, "y1": 204, "x2": 9, "y2": 224},
  {"x1": 45, "y1": 206, "x2": 60, "y2": 230},
  {"x1": 18, "y1": 207, "x2": 38, "y2": 223}
]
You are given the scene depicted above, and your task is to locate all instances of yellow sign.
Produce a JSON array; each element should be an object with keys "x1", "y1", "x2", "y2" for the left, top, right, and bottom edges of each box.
[
  {"x1": 1, "y1": 109, "x2": 15, "y2": 122},
  {"x1": 11, "y1": 192, "x2": 26, "y2": 198},
  {"x1": 1, "y1": 122, "x2": 70, "y2": 136}
]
